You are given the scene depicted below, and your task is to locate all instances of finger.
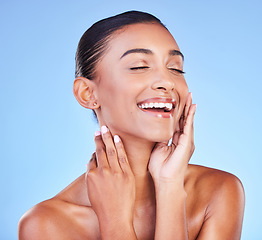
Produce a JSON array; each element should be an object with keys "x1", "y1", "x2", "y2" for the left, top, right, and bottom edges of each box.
[
  {"x1": 94, "y1": 131, "x2": 109, "y2": 168},
  {"x1": 179, "y1": 112, "x2": 184, "y2": 134},
  {"x1": 172, "y1": 114, "x2": 183, "y2": 145},
  {"x1": 184, "y1": 92, "x2": 192, "y2": 119},
  {"x1": 161, "y1": 140, "x2": 170, "y2": 145},
  {"x1": 156, "y1": 140, "x2": 169, "y2": 147},
  {"x1": 172, "y1": 131, "x2": 180, "y2": 147},
  {"x1": 101, "y1": 126, "x2": 121, "y2": 171},
  {"x1": 183, "y1": 104, "x2": 197, "y2": 136},
  {"x1": 177, "y1": 92, "x2": 192, "y2": 135},
  {"x1": 178, "y1": 92, "x2": 192, "y2": 133},
  {"x1": 86, "y1": 152, "x2": 97, "y2": 173},
  {"x1": 113, "y1": 135, "x2": 133, "y2": 175}
]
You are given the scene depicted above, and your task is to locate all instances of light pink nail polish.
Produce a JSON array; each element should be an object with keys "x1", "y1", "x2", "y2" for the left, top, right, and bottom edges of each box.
[
  {"x1": 114, "y1": 135, "x2": 120, "y2": 143},
  {"x1": 101, "y1": 125, "x2": 108, "y2": 134},
  {"x1": 95, "y1": 131, "x2": 101, "y2": 136}
]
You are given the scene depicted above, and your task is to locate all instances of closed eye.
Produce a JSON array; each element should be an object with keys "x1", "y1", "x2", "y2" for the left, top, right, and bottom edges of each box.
[
  {"x1": 130, "y1": 66, "x2": 149, "y2": 70},
  {"x1": 169, "y1": 68, "x2": 185, "y2": 74}
]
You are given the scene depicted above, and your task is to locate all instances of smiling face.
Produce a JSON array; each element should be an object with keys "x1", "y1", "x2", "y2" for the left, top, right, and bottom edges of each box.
[{"x1": 94, "y1": 23, "x2": 189, "y2": 142}]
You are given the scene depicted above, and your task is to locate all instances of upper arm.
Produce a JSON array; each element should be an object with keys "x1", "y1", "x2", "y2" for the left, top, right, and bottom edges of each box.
[
  {"x1": 197, "y1": 173, "x2": 245, "y2": 240},
  {"x1": 18, "y1": 210, "x2": 45, "y2": 240},
  {"x1": 18, "y1": 205, "x2": 70, "y2": 240}
]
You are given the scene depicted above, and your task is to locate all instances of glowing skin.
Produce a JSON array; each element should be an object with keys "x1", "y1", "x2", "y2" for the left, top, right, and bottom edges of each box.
[
  {"x1": 94, "y1": 23, "x2": 188, "y2": 143},
  {"x1": 18, "y1": 22, "x2": 245, "y2": 240}
]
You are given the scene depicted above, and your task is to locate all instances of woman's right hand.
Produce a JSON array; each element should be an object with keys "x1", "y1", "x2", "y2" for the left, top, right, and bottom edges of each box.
[{"x1": 85, "y1": 126, "x2": 136, "y2": 234}]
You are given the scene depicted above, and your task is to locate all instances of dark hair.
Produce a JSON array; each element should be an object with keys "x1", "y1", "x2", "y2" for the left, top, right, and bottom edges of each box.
[{"x1": 75, "y1": 10, "x2": 166, "y2": 79}]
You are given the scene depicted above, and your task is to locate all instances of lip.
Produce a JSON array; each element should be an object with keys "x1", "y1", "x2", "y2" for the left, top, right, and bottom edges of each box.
[
  {"x1": 137, "y1": 97, "x2": 176, "y2": 105},
  {"x1": 137, "y1": 97, "x2": 176, "y2": 118}
]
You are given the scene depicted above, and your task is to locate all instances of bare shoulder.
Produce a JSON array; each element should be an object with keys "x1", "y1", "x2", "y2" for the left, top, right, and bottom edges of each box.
[
  {"x1": 18, "y1": 175, "x2": 99, "y2": 240},
  {"x1": 18, "y1": 198, "x2": 76, "y2": 240},
  {"x1": 186, "y1": 164, "x2": 245, "y2": 239},
  {"x1": 186, "y1": 164, "x2": 245, "y2": 200}
]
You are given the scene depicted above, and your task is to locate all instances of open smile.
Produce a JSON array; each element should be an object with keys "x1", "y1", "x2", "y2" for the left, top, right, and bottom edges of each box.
[{"x1": 137, "y1": 98, "x2": 176, "y2": 118}]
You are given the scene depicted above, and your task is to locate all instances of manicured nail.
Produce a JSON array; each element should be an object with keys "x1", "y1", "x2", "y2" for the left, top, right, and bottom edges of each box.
[
  {"x1": 101, "y1": 125, "x2": 108, "y2": 134},
  {"x1": 114, "y1": 135, "x2": 120, "y2": 143},
  {"x1": 95, "y1": 131, "x2": 101, "y2": 136}
]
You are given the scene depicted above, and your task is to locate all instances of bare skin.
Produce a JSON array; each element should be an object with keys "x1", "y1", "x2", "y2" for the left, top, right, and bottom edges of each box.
[
  {"x1": 18, "y1": 23, "x2": 245, "y2": 239},
  {"x1": 18, "y1": 164, "x2": 244, "y2": 239}
]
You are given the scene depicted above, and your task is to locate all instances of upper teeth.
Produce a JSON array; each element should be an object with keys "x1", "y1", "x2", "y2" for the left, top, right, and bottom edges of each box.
[{"x1": 138, "y1": 102, "x2": 173, "y2": 111}]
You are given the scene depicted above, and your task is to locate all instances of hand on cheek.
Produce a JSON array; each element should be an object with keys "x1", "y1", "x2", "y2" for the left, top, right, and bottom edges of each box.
[{"x1": 148, "y1": 92, "x2": 197, "y2": 187}]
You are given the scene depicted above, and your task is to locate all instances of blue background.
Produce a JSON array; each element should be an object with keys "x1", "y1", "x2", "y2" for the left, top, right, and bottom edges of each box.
[{"x1": 1, "y1": 0, "x2": 261, "y2": 239}]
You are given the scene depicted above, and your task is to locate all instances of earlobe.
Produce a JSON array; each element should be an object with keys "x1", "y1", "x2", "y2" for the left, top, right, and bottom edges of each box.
[{"x1": 73, "y1": 77, "x2": 99, "y2": 109}]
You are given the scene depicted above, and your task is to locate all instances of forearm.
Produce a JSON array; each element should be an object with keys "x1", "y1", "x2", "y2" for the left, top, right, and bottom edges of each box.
[{"x1": 155, "y1": 182, "x2": 188, "y2": 240}]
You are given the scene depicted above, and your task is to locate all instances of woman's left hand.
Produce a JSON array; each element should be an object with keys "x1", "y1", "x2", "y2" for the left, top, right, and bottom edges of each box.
[{"x1": 148, "y1": 93, "x2": 197, "y2": 186}]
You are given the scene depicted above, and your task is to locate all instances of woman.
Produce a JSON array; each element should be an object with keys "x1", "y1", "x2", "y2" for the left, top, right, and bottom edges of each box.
[{"x1": 18, "y1": 11, "x2": 245, "y2": 239}]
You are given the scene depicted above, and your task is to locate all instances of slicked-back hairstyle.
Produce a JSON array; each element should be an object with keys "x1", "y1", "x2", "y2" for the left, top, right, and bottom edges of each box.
[{"x1": 75, "y1": 10, "x2": 166, "y2": 80}]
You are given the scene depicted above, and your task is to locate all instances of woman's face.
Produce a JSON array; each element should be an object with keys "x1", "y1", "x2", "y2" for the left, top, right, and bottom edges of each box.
[{"x1": 94, "y1": 23, "x2": 189, "y2": 142}]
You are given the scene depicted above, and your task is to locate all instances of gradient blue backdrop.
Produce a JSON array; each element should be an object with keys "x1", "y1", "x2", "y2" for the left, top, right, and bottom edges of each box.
[{"x1": 1, "y1": 0, "x2": 261, "y2": 239}]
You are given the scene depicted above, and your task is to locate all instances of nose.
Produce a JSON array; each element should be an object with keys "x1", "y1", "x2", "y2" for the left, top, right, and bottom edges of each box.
[{"x1": 151, "y1": 69, "x2": 175, "y2": 92}]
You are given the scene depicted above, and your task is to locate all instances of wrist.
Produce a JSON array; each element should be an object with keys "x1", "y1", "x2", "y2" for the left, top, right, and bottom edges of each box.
[
  {"x1": 154, "y1": 177, "x2": 185, "y2": 190},
  {"x1": 100, "y1": 220, "x2": 136, "y2": 239},
  {"x1": 155, "y1": 181, "x2": 187, "y2": 200}
]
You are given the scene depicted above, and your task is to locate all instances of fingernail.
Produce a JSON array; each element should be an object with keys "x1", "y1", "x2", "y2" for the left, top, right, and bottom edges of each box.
[
  {"x1": 95, "y1": 131, "x2": 101, "y2": 136},
  {"x1": 114, "y1": 135, "x2": 120, "y2": 143},
  {"x1": 101, "y1": 125, "x2": 108, "y2": 134}
]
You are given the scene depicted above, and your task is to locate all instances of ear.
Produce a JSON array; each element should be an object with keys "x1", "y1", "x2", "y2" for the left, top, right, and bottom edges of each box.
[{"x1": 73, "y1": 77, "x2": 100, "y2": 109}]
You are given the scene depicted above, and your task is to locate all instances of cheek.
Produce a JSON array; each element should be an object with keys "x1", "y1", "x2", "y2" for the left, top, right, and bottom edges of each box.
[
  {"x1": 169, "y1": 79, "x2": 189, "y2": 133},
  {"x1": 180, "y1": 77, "x2": 189, "y2": 96},
  {"x1": 177, "y1": 78, "x2": 189, "y2": 111},
  {"x1": 97, "y1": 80, "x2": 133, "y2": 121},
  {"x1": 182, "y1": 84, "x2": 189, "y2": 105}
]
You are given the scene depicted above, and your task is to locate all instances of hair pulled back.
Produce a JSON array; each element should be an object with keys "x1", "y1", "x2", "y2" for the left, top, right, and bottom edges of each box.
[{"x1": 75, "y1": 11, "x2": 165, "y2": 80}]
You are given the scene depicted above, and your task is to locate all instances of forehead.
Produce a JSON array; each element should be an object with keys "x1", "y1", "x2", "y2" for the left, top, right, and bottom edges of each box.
[{"x1": 106, "y1": 23, "x2": 180, "y2": 57}]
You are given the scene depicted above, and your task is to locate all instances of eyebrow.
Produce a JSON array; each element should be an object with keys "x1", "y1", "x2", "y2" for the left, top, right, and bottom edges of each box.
[
  {"x1": 120, "y1": 48, "x2": 153, "y2": 59},
  {"x1": 120, "y1": 48, "x2": 184, "y2": 61},
  {"x1": 169, "y1": 50, "x2": 184, "y2": 61}
]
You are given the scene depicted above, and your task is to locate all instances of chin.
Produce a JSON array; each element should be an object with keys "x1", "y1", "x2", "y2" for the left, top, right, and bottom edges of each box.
[
  {"x1": 153, "y1": 135, "x2": 173, "y2": 143},
  {"x1": 142, "y1": 128, "x2": 174, "y2": 143}
]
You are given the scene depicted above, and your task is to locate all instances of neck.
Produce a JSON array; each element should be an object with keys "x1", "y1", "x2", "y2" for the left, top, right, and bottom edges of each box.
[{"x1": 121, "y1": 135, "x2": 156, "y2": 205}]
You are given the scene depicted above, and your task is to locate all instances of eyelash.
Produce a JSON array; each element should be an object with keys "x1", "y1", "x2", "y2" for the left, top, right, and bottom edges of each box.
[
  {"x1": 130, "y1": 66, "x2": 149, "y2": 70},
  {"x1": 169, "y1": 68, "x2": 185, "y2": 74},
  {"x1": 130, "y1": 66, "x2": 185, "y2": 74}
]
